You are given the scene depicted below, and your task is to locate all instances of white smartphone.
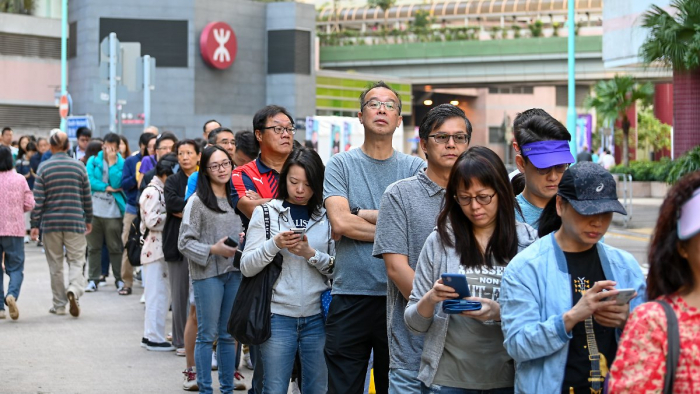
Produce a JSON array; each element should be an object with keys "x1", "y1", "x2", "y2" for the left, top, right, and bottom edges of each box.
[
  {"x1": 610, "y1": 288, "x2": 636, "y2": 305},
  {"x1": 290, "y1": 227, "x2": 305, "y2": 236}
]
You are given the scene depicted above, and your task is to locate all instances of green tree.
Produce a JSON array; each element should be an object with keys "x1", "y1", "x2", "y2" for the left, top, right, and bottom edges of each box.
[
  {"x1": 584, "y1": 75, "x2": 654, "y2": 166},
  {"x1": 637, "y1": 108, "x2": 671, "y2": 158},
  {"x1": 641, "y1": 0, "x2": 700, "y2": 158},
  {"x1": 367, "y1": 0, "x2": 396, "y2": 30}
]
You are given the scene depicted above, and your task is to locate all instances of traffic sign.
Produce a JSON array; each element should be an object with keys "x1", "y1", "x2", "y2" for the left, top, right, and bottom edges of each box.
[
  {"x1": 59, "y1": 94, "x2": 71, "y2": 118},
  {"x1": 66, "y1": 115, "x2": 95, "y2": 139}
]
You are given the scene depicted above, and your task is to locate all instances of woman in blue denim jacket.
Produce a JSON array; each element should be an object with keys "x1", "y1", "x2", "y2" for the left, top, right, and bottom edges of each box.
[{"x1": 500, "y1": 162, "x2": 646, "y2": 394}]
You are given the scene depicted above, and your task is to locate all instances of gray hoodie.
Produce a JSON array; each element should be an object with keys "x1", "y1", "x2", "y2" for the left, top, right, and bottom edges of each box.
[
  {"x1": 240, "y1": 199, "x2": 333, "y2": 318},
  {"x1": 404, "y1": 222, "x2": 538, "y2": 387}
]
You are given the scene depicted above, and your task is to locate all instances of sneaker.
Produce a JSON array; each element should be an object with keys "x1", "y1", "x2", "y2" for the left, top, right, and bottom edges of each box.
[
  {"x1": 84, "y1": 281, "x2": 98, "y2": 292},
  {"x1": 5, "y1": 295, "x2": 18, "y2": 320},
  {"x1": 234, "y1": 370, "x2": 246, "y2": 391},
  {"x1": 140, "y1": 293, "x2": 146, "y2": 304},
  {"x1": 24, "y1": 235, "x2": 30, "y2": 244},
  {"x1": 182, "y1": 368, "x2": 198, "y2": 391},
  {"x1": 211, "y1": 351, "x2": 218, "y2": 370},
  {"x1": 0, "y1": 310, "x2": 5, "y2": 319},
  {"x1": 134, "y1": 269, "x2": 142, "y2": 282},
  {"x1": 141, "y1": 337, "x2": 149, "y2": 348},
  {"x1": 116, "y1": 280, "x2": 125, "y2": 291},
  {"x1": 67, "y1": 291, "x2": 80, "y2": 317},
  {"x1": 146, "y1": 341, "x2": 176, "y2": 352},
  {"x1": 37, "y1": 240, "x2": 43, "y2": 247},
  {"x1": 49, "y1": 307, "x2": 66, "y2": 315},
  {"x1": 243, "y1": 350, "x2": 253, "y2": 370},
  {"x1": 176, "y1": 348, "x2": 186, "y2": 357}
]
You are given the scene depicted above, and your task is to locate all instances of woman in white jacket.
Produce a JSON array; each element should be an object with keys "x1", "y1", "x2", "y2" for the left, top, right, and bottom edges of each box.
[
  {"x1": 240, "y1": 147, "x2": 333, "y2": 394},
  {"x1": 139, "y1": 153, "x2": 178, "y2": 351}
]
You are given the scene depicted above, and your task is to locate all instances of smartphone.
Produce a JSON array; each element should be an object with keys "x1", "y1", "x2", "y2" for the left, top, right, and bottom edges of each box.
[
  {"x1": 612, "y1": 288, "x2": 636, "y2": 305},
  {"x1": 224, "y1": 236, "x2": 239, "y2": 248},
  {"x1": 441, "y1": 273, "x2": 472, "y2": 299},
  {"x1": 290, "y1": 227, "x2": 306, "y2": 236}
]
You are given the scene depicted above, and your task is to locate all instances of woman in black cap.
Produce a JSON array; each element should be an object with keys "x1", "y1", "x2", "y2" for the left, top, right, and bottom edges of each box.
[{"x1": 499, "y1": 162, "x2": 646, "y2": 393}]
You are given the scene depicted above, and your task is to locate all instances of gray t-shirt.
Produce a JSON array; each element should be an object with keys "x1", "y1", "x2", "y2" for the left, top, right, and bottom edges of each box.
[
  {"x1": 373, "y1": 170, "x2": 444, "y2": 370},
  {"x1": 515, "y1": 193, "x2": 543, "y2": 229},
  {"x1": 324, "y1": 148, "x2": 425, "y2": 296}
]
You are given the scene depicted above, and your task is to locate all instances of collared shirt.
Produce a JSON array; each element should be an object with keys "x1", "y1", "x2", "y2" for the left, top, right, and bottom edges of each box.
[
  {"x1": 31, "y1": 152, "x2": 93, "y2": 233},
  {"x1": 373, "y1": 169, "x2": 444, "y2": 371},
  {"x1": 232, "y1": 155, "x2": 280, "y2": 226}
]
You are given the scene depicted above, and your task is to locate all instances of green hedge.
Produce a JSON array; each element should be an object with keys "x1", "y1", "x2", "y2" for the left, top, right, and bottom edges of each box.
[{"x1": 611, "y1": 146, "x2": 700, "y2": 184}]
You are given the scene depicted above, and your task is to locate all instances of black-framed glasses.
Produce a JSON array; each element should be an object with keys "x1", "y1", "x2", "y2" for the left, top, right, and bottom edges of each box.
[
  {"x1": 262, "y1": 126, "x2": 295, "y2": 135},
  {"x1": 454, "y1": 192, "x2": 496, "y2": 206},
  {"x1": 207, "y1": 160, "x2": 232, "y2": 172},
  {"x1": 362, "y1": 100, "x2": 399, "y2": 112},
  {"x1": 524, "y1": 158, "x2": 569, "y2": 175},
  {"x1": 428, "y1": 133, "x2": 470, "y2": 144}
]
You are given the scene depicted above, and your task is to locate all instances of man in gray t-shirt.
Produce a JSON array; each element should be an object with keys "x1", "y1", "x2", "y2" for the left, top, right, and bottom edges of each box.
[
  {"x1": 373, "y1": 104, "x2": 472, "y2": 393},
  {"x1": 324, "y1": 82, "x2": 425, "y2": 394}
]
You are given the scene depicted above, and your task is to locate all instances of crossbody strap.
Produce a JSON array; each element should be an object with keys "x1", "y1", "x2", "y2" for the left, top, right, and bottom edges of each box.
[
  {"x1": 653, "y1": 300, "x2": 680, "y2": 394},
  {"x1": 262, "y1": 204, "x2": 271, "y2": 240}
]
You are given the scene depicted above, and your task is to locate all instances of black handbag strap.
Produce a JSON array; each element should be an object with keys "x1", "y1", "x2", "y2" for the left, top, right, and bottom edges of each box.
[
  {"x1": 262, "y1": 204, "x2": 271, "y2": 240},
  {"x1": 652, "y1": 300, "x2": 680, "y2": 394}
]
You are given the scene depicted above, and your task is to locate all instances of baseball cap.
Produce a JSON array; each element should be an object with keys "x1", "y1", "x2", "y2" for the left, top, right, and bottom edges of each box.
[
  {"x1": 678, "y1": 188, "x2": 700, "y2": 241},
  {"x1": 521, "y1": 140, "x2": 575, "y2": 169},
  {"x1": 557, "y1": 162, "x2": 627, "y2": 216}
]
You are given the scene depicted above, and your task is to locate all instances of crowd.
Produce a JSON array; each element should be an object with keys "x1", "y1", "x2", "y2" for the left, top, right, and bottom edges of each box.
[{"x1": 0, "y1": 80, "x2": 698, "y2": 394}]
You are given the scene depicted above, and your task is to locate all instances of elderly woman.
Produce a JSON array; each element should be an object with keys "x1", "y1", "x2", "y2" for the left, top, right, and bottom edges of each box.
[{"x1": 0, "y1": 145, "x2": 35, "y2": 320}]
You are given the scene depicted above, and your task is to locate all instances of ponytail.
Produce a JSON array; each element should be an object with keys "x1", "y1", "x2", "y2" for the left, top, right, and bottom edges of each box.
[{"x1": 537, "y1": 196, "x2": 562, "y2": 237}]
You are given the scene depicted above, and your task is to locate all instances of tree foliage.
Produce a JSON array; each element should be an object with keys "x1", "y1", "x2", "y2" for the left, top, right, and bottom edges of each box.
[
  {"x1": 637, "y1": 107, "x2": 671, "y2": 154},
  {"x1": 641, "y1": 0, "x2": 700, "y2": 71}
]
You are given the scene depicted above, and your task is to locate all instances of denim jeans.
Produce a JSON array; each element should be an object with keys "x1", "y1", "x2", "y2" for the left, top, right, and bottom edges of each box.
[
  {"x1": 421, "y1": 383, "x2": 514, "y2": 394},
  {"x1": 0, "y1": 236, "x2": 24, "y2": 306},
  {"x1": 193, "y1": 271, "x2": 241, "y2": 394},
  {"x1": 389, "y1": 368, "x2": 421, "y2": 394},
  {"x1": 260, "y1": 313, "x2": 327, "y2": 394}
]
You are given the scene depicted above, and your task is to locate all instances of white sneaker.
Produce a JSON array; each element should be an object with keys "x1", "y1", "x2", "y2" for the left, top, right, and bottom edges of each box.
[
  {"x1": 140, "y1": 293, "x2": 146, "y2": 304},
  {"x1": 0, "y1": 310, "x2": 5, "y2": 319},
  {"x1": 211, "y1": 351, "x2": 218, "y2": 370},
  {"x1": 183, "y1": 368, "x2": 198, "y2": 391},
  {"x1": 243, "y1": 352, "x2": 253, "y2": 370},
  {"x1": 84, "y1": 281, "x2": 98, "y2": 293}
]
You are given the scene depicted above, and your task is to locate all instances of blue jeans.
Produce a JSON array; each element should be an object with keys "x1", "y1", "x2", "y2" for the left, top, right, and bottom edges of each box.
[
  {"x1": 421, "y1": 384, "x2": 514, "y2": 394},
  {"x1": 193, "y1": 271, "x2": 242, "y2": 394},
  {"x1": 389, "y1": 368, "x2": 421, "y2": 394},
  {"x1": 259, "y1": 313, "x2": 327, "y2": 394},
  {"x1": 0, "y1": 237, "x2": 25, "y2": 307}
]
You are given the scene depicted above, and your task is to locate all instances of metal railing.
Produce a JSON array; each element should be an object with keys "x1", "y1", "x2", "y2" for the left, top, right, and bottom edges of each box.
[{"x1": 611, "y1": 173, "x2": 633, "y2": 228}]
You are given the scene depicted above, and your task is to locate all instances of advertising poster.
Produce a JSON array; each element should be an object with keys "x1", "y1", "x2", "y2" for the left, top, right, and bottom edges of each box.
[
  {"x1": 342, "y1": 122, "x2": 352, "y2": 152},
  {"x1": 576, "y1": 114, "x2": 593, "y2": 152}
]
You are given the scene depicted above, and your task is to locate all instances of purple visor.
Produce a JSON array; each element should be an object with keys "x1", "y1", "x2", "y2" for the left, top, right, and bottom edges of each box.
[
  {"x1": 521, "y1": 140, "x2": 575, "y2": 169},
  {"x1": 678, "y1": 188, "x2": 700, "y2": 241}
]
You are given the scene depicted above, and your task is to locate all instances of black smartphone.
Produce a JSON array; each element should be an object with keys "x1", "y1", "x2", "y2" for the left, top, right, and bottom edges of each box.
[{"x1": 224, "y1": 236, "x2": 239, "y2": 248}]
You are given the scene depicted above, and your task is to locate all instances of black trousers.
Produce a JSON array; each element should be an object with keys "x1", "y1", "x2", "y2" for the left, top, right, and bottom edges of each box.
[{"x1": 324, "y1": 295, "x2": 389, "y2": 394}]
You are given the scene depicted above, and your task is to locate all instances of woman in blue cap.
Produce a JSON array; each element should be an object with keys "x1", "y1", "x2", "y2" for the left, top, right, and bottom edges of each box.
[{"x1": 500, "y1": 162, "x2": 646, "y2": 393}]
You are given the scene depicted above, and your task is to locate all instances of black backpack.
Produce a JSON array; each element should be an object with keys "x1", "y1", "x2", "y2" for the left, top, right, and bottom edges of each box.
[{"x1": 125, "y1": 214, "x2": 149, "y2": 267}]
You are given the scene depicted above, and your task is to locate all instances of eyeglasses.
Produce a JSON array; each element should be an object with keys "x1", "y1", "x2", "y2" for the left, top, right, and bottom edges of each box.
[
  {"x1": 362, "y1": 100, "x2": 399, "y2": 112},
  {"x1": 156, "y1": 145, "x2": 173, "y2": 152},
  {"x1": 207, "y1": 160, "x2": 232, "y2": 172},
  {"x1": 262, "y1": 126, "x2": 295, "y2": 135},
  {"x1": 428, "y1": 133, "x2": 470, "y2": 144},
  {"x1": 454, "y1": 192, "x2": 497, "y2": 206},
  {"x1": 525, "y1": 158, "x2": 570, "y2": 175}
]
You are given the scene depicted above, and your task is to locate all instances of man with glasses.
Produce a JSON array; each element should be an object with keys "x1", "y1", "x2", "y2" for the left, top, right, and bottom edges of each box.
[
  {"x1": 324, "y1": 81, "x2": 425, "y2": 394},
  {"x1": 512, "y1": 111, "x2": 573, "y2": 229},
  {"x1": 373, "y1": 104, "x2": 471, "y2": 393}
]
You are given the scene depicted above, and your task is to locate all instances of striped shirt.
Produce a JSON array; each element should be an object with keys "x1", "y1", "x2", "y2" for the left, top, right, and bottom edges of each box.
[{"x1": 31, "y1": 152, "x2": 93, "y2": 233}]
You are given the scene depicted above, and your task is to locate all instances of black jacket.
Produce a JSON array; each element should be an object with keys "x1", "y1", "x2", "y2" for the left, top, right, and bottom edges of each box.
[{"x1": 162, "y1": 170, "x2": 189, "y2": 262}]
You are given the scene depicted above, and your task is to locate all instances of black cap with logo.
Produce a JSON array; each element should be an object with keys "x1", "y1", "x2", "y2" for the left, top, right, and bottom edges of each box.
[{"x1": 557, "y1": 162, "x2": 627, "y2": 216}]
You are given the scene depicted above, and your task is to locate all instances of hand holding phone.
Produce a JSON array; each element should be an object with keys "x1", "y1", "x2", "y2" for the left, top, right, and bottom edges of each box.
[
  {"x1": 290, "y1": 227, "x2": 305, "y2": 236},
  {"x1": 224, "y1": 236, "x2": 239, "y2": 248},
  {"x1": 441, "y1": 273, "x2": 472, "y2": 299}
]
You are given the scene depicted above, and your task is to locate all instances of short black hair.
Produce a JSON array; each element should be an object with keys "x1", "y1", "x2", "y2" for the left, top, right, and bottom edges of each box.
[
  {"x1": 252, "y1": 105, "x2": 294, "y2": 133},
  {"x1": 235, "y1": 130, "x2": 259, "y2": 159},
  {"x1": 1, "y1": 127, "x2": 11, "y2": 136},
  {"x1": 103, "y1": 132, "x2": 121, "y2": 145},
  {"x1": 418, "y1": 104, "x2": 472, "y2": 141},
  {"x1": 359, "y1": 81, "x2": 402, "y2": 115},
  {"x1": 512, "y1": 108, "x2": 551, "y2": 132},
  {"x1": 193, "y1": 137, "x2": 207, "y2": 151},
  {"x1": 0, "y1": 146, "x2": 13, "y2": 171},
  {"x1": 208, "y1": 127, "x2": 234, "y2": 146},
  {"x1": 155, "y1": 153, "x2": 178, "y2": 177},
  {"x1": 203, "y1": 119, "x2": 220, "y2": 132},
  {"x1": 175, "y1": 139, "x2": 201, "y2": 155},
  {"x1": 76, "y1": 127, "x2": 92, "y2": 139},
  {"x1": 25, "y1": 141, "x2": 37, "y2": 153},
  {"x1": 155, "y1": 132, "x2": 178, "y2": 150},
  {"x1": 513, "y1": 113, "x2": 571, "y2": 149}
]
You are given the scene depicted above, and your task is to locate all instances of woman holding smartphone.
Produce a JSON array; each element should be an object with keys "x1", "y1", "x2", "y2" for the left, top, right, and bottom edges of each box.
[
  {"x1": 178, "y1": 146, "x2": 242, "y2": 394},
  {"x1": 240, "y1": 147, "x2": 333, "y2": 394},
  {"x1": 405, "y1": 147, "x2": 537, "y2": 394},
  {"x1": 500, "y1": 162, "x2": 646, "y2": 393}
]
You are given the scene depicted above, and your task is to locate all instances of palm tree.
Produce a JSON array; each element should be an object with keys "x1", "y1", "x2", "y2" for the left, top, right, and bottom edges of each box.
[
  {"x1": 641, "y1": 0, "x2": 700, "y2": 158},
  {"x1": 584, "y1": 75, "x2": 653, "y2": 167}
]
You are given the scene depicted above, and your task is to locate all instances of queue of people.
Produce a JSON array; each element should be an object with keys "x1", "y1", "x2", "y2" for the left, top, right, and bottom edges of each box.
[{"x1": 0, "y1": 79, "x2": 698, "y2": 394}]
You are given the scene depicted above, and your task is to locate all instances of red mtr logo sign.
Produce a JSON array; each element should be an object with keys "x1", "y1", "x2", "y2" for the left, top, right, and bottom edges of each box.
[{"x1": 200, "y1": 22, "x2": 237, "y2": 70}]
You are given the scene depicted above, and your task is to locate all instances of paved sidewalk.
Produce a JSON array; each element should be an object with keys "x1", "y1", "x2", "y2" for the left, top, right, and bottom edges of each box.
[{"x1": 2, "y1": 243, "x2": 253, "y2": 394}]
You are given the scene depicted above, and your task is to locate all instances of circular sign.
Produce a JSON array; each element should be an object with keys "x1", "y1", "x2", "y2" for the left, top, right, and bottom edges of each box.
[
  {"x1": 200, "y1": 22, "x2": 237, "y2": 70},
  {"x1": 59, "y1": 94, "x2": 71, "y2": 119}
]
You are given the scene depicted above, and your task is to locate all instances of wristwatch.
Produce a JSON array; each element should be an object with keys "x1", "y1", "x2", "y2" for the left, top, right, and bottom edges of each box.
[
  {"x1": 307, "y1": 249, "x2": 320, "y2": 265},
  {"x1": 351, "y1": 207, "x2": 361, "y2": 216}
]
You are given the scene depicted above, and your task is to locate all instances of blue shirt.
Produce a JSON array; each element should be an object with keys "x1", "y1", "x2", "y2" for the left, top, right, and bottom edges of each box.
[{"x1": 515, "y1": 193, "x2": 543, "y2": 229}]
